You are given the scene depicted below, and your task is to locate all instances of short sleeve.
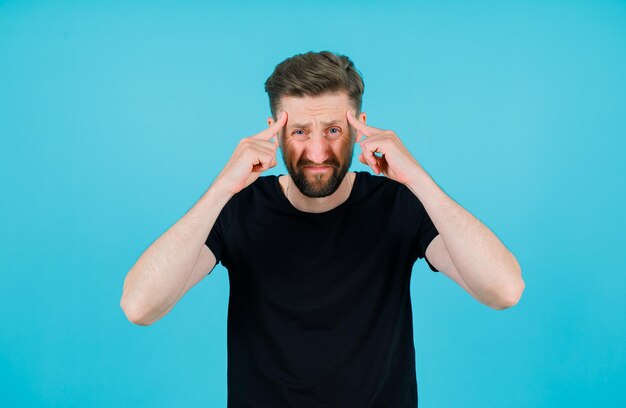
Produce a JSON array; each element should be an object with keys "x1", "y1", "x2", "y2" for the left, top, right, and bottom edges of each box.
[
  {"x1": 399, "y1": 184, "x2": 440, "y2": 272},
  {"x1": 419, "y1": 218, "x2": 440, "y2": 272},
  {"x1": 205, "y1": 197, "x2": 235, "y2": 273},
  {"x1": 205, "y1": 215, "x2": 225, "y2": 269}
]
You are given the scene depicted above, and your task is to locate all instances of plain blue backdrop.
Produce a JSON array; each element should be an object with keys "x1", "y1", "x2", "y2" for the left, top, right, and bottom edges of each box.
[{"x1": 1, "y1": 1, "x2": 625, "y2": 406}]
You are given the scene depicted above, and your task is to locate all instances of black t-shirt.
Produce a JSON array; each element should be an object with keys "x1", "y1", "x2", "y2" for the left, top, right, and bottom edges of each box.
[{"x1": 206, "y1": 171, "x2": 439, "y2": 407}]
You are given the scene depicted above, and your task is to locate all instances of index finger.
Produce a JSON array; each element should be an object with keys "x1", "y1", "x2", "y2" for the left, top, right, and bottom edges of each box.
[
  {"x1": 346, "y1": 109, "x2": 384, "y2": 139},
  {"x1": 253, "y1": 111, "x2": 288, "y2": 141}
]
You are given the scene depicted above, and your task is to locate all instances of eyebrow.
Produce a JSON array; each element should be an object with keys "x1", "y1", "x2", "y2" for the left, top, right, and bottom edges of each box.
[{"x1": 288, "y1": 120, "x2": 344, "y2": 129}]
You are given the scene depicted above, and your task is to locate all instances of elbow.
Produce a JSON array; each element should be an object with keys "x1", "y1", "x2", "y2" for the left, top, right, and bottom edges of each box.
[
  {"x1": 120, "y1": 296, "x2": 153, "y2": 326},
  {"x1": 120, "y1": 271, "x2": 156, "y2": 326},
  {"x1": 489, "y1": 271, "x2": 525, "y2": 311}
]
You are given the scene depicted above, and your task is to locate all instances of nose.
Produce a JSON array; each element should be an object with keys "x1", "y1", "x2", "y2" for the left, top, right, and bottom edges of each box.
[{"x1": 304, "y1": 132, "x2": 331, "y2": 164}]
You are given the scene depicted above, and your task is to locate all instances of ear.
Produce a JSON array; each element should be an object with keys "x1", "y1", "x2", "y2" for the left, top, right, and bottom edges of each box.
[
  {"x1": 350, "y1": 112, "x2": 367, "y2": 143},
  {"x1": 267, "y1": 116, "x2": 283, "y2": 148}
]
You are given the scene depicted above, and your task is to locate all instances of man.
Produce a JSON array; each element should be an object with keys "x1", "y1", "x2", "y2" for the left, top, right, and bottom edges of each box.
[{"x1": 121, "y1": 50, "x2": 524, "y2": 407}]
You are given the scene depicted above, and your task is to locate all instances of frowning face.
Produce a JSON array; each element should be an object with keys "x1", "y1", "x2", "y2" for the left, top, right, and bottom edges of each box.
[{"x1": 268, "y1": 91, "x2": 366, "y2": 197}]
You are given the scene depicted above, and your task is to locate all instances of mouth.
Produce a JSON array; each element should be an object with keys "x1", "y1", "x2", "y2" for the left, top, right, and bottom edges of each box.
[{"x1": 303, "y1": 165, "x2": 331, "y2": 172}]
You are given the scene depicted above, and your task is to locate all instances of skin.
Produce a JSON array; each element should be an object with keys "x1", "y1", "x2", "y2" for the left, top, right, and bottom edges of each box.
[
  {"x1": 269, "y1": 91, "x2": 525, "y2": 309},
  {"x1": 267, "y1": 92, "x2": 366, "y2": 213},
  {"x1": 120, "y1": 114, "x2": 289, "y2": 325},
  {"x1": 345, "y1": 105, "x2": 525, "y2": 309},
  {"x1": 121, "y1": 90, "x2": 525, "y2": 328}
]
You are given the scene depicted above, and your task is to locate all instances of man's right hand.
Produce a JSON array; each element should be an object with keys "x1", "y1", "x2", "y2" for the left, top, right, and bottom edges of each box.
[
  {"x1": 212, "y1": 111, "x2": 288, "y2": 196},
  {"x1": 121, "y1": 112, "x2": 288, "y2": 325}
]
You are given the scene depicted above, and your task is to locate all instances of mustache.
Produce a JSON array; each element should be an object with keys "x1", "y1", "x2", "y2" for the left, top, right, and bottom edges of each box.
[{"x1": 296, "y1": 157, "x2": 341, "y2": 168}]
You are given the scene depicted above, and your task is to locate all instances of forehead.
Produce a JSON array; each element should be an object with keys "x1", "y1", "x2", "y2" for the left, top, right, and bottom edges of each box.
[{"x1": 279, "y1": 92, "x2": 351, "y2": 126}]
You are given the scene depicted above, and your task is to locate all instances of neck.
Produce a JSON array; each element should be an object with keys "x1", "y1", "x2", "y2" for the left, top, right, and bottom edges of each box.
[{"x1": 283, "y1": 171, "x2": 354, "y2": 213}]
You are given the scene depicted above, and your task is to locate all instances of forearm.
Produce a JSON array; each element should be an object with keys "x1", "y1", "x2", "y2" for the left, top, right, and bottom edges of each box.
[
  {"x1": 406, "y1": 167, "x2": 524, "y2": 308},
  {"x1": 120, "y1": 183, "x2": 233, "y2": 324}
]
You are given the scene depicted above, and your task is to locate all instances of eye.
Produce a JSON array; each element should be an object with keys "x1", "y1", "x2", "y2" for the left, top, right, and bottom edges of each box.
[
  {"x1": 292, "y1": 129, "x2": 305, "y2": 136},
  {"x1": 328, "y1": 127, "x2": 341, "y2": 134}
]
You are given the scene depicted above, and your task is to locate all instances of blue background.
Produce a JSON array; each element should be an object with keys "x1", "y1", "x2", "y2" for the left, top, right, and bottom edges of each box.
[{"x1": 1, "y1": 1, "x2": 625, "y2": 406}]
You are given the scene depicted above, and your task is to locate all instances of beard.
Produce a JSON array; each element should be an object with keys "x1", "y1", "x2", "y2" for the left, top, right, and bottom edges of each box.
[{"x1": 282, "y1": 142, "x2": 355, "y2": 198}]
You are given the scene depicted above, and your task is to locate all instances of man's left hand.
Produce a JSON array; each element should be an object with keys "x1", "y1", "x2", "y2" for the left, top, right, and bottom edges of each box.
[{"x1": 346, "y1": 110, "x2": 424, "y2": 185}]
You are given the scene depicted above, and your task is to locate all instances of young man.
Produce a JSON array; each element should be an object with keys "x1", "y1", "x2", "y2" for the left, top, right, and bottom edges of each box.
[{"x1": 121, "y1": 51, "x2": 524, "y2": 407}]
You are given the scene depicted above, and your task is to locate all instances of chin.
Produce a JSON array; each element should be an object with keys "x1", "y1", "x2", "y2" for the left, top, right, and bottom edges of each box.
[{"x1": 293, "y1": 167, "x2": 349, "y2": 198}]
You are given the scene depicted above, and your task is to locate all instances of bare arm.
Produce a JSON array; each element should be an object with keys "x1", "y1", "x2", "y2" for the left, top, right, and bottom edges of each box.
[
  {"x1": 120, "y1": 111, "x2": 288, "y2": 326},
  {"x1": 411, "y1": 169, "x2": 524, "y2": 309},
  {"x1": 344, "y1": 109, "x2": 524, "y2": 309},
  {"x1": 120, "y1": 185, "x2": 232, "y2": 326}
]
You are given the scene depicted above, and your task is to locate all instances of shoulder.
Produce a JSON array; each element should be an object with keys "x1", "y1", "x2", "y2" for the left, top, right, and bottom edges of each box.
[
  {"x1": 356, "y1": 171, "x2": 425, "y2": 211},
  {"x1": 236, "y1": 174, "x2": 276, "y2": 196},
  {"x1": 355, "y1": 171, "x2": 411, "y2": 198},
  {"x1": 249, "y1": 174, "x2": 277, "y2": 192},
  {"x1": 225, "y1": 174, "x2": 279, "y2": 209}
]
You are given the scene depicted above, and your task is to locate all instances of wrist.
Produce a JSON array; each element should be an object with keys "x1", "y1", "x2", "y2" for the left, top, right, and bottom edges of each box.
[
  {"x1": 208, "y1": 182, "x2": 235, "y2": 204},
  {"x1": 405, "y1": 166, "x2": 438, "y2": 202},
  {"x1": 175, "y1": 182, "x2": 234, "y2": 237},
  {"x1": 207, "y1": 178, "x2": 236, "y2": 200}
]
